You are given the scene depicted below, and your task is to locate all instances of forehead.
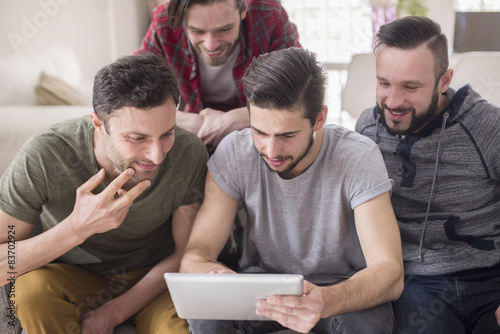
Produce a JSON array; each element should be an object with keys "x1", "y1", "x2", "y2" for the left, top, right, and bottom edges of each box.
[
  {"x1": 107, "y1": 101, "x2": 176, "y2": 135},
  {"x1": 376, "y1": 45, "x2": 435, "y2": 83},
  {"x1": 249, "y1": 104, "x2": 308, "y2": 132},
  {"x1": 185, "y1": 0, "x2": 239, "y2": 28}
]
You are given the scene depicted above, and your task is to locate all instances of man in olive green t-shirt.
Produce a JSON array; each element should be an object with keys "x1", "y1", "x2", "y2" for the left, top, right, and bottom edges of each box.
[{"x1": 0, "y1": 53, "x2": 208, "y2": 333}]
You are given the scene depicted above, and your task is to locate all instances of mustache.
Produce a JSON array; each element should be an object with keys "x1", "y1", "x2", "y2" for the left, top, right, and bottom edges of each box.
[
  {"x1": 381, "y1": 103, "x2": 414, "y2": 113},
  {"x1": 260, "y1": 153, "x2": 289, "y2": 161}
]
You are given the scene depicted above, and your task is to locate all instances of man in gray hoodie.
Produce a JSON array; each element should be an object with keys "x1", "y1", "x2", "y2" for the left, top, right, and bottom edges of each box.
[{"x1": 356, "y1": 16, "x2": 500, "y2": 334}]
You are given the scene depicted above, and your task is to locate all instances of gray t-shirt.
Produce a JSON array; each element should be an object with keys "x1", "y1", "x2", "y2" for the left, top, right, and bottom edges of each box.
[
  {"x1": 208, "y1": 124, "x2": 392, "y2": 285},
  {"x1": 0, "y1": 116, "x2": 208, "y2": 274}
]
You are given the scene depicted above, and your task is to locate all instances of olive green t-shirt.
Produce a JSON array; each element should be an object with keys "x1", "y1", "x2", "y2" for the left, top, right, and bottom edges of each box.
[{"x1": 0, "y1": 116, "x2": 208, "y2": 274}]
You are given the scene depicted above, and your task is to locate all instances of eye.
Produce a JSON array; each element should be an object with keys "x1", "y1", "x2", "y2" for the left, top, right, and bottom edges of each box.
[
  {"x1": 161, "y1": 132, "x2": 174, "y2": 139},
  {"x1": 190, "y1": 29, "x2": 204, "y2": 35},
  {"x1": 130, "y1": 136, "x2": 145, "y2": 142}
]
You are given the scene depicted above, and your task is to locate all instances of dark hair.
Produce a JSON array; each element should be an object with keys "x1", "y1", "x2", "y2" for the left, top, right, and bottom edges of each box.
[
  {"x1": 375, "y1": 16, "x2": 449, "y2": 81},
  {"x1": 92, "y1": 53, "x2": 179, "y2": 125},
  {"x1": 167, "y1": 0, "x2": 246, "y2": 28},
  {"x1": 242, "y1": 47, "x2": 327, "y2": 126}
]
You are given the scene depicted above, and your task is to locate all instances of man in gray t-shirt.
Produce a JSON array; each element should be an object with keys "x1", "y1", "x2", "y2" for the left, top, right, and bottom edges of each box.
[{"x1": 181, "y1": 47, "x2": 404, "y2": 334}]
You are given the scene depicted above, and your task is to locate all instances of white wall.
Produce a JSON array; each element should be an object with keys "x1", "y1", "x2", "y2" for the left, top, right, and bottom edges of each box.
[
  {"x1": 0, "y1": 0, "x2": 151, "y2": 81},
  {"x1": 426, "y1": 0, "x2": 456, "y2": 54}
]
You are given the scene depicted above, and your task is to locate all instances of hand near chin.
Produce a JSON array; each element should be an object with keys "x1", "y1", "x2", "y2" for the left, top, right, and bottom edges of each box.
[{"x1": 68, "y1": 168, "x2": 150, "y2": 240}]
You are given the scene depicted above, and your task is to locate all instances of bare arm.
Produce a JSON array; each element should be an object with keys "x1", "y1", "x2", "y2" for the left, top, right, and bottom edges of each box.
[
  {"x1": 0, "y1": 168, "x2": 150, "y2": 285},
  {"x1": 176, "y1": 111, "x2": 205, "y2": 135},
  {"x1": 180, "y1": 171, "x2": 239, "y2": 274},
  {"x1": 79, "y1": 201, "x2": 201, "y2": 333},
  {"x1": 320, "y1": 191, "x2": 404, "y2": 314},
  {"x1": 256, "y1": 192, "x2": 404, "y2": 332}
]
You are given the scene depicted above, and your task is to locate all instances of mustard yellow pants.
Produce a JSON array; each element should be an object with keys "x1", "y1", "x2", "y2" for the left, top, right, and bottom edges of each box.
[{"x1": 14, "y1": 263, "x2": 188, "y2": 334}]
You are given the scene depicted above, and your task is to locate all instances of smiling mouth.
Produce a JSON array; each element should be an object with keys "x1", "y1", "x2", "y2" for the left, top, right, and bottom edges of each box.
[{"x1": 389, "y1": 110, "x2": 408, "y2": 115}]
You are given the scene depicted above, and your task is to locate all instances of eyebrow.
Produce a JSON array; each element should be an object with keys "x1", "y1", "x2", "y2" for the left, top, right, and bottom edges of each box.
[
  {"x1": 187, "y1": 23, "x2": 235, "y2": 32},
  {"x1": 376, "y1": 76, "x2": 423, "y2": 85},
  {"x1": 251, "y1": 126, "x2": 301, "y2": 137},
  {"x1": 124, "y1": 124, "x2": 176, "y2": 137}
]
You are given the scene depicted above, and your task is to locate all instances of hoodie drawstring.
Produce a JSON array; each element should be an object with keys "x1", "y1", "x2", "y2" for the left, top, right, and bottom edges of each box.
[
  {"x1": 418, "y1": 112, "x2": 449, "y2": 261},
  {"x1": 374, "y1": 115, "x2": 380, "y2": 144}
]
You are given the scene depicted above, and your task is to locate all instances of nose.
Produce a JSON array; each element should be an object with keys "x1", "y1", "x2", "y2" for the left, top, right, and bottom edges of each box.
[
  {"x1": 384, "y1": 86, "x2": 405, "y2": 109},
  {"x1": 203, "y1": 33, "x2": 220, "y2": 51},
  {"x1": 264, "y1": 137, "x2": 282, "y2": 159},
  {"x1": 145, "y1": 140, "x2": 164, "y2": 165}
]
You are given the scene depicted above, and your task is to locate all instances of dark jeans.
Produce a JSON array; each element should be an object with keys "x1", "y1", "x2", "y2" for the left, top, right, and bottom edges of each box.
[
  {"x1": 393, "y1": 275, "x2": 500, "y2": 334},
  {"x1": 188, "y1": 302, "x2": 394, "y2": 334}
]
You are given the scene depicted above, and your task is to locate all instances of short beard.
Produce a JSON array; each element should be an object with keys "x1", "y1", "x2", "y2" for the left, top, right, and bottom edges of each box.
[
  {"x1": 377, "y1": 88, "x2": 440, "y2": 135},
  {"x1": 261, "y1": 133, "x2": 315, "y2": 176},
  {"x1": 192, "y1": 39, "x2": 238, "y2": 67}
]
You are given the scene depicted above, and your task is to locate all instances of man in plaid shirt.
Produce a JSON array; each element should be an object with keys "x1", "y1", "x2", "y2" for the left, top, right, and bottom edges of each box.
[{"x1": 136, "y1": 0, "x2": 300, "y2": 152}]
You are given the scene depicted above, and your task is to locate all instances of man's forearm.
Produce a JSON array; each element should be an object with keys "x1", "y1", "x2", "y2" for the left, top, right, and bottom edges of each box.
[
  {"x1": 0, "y1": 220, "x2": 84, "y2": 284},
  {"x1": 96, "y1": 252, "x2": 185, "y2": 325},
  {"x1": 320, "y1": 260, "x2": 403, "y2": 318},
  {"x1": 180, "y1": 245, "x2": 231, "y2": 274},
  {"x1": 176, "y1": 110, "x2": 204, "y2": 135}
]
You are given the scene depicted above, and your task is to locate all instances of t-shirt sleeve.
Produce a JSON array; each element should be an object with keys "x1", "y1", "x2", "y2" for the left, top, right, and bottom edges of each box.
[
  {"x1": 348, "y1": 142, "x2": 393, "y2": 210},
  {"x1": 207, "y1": 132, "x2": 244, "y2": 201}
]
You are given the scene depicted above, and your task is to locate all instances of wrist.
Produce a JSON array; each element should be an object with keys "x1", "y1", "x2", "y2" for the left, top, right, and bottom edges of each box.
[{"x1": 98, "y1": 299, "x2": 129, "y2": 327}]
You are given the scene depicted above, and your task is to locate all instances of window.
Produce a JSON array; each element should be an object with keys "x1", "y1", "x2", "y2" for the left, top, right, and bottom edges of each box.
[
  {"x1": 454, "y1": 0, "x2": 500, "y2": 11},
  {"x1": 282, "y1": 0, "x2": 374, "y2": 127}
]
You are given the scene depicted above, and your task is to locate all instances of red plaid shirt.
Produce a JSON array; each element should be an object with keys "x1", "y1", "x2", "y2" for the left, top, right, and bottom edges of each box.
[{"x1": 135, "y1": 0, "x2": 301, "y2": 113}]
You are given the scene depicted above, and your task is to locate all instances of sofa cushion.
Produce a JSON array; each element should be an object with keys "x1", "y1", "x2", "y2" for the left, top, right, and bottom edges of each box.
[
  {"x1": 0, "y1": 44, "x2": 83, "y2": 105},
  {"x1": 35, "y1": 72, "x2": 90, "y2": 106}
]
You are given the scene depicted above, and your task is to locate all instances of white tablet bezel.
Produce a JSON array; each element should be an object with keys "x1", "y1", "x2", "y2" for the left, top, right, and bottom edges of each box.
[{"x1": 164, "y1": 273, "x2": 304, "y2": 321}]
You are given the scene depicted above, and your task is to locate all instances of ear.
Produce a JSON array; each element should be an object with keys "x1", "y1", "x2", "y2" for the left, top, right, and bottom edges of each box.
[
  {"x1": 89, "y1": 112, "x2": 105, "y2": 134},
  {"x1": 313, "y1": 105, "x2": 328, "y2": 132},
  {"x1": 438, "y1": 68, "x2": 453, "y2": 94},
  {"x1": 240, "y1": 0, "x2": 248, "y2": 21}
]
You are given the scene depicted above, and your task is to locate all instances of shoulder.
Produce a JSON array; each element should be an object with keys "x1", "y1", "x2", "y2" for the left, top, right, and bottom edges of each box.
[
  {"x1": 25, "y1": 117, "x2": 92, "y2": 159},
  {"x1": 322, "y1": 124, "x2": 385, "y2": 171},
  {"x1": 151, "y1": 2, "x2": 169, "y2": 27},
  {"x1": 169, "y1": 126, "x2": 209, "y2": 164},
  {"x1": 324, "y1": 124, "x2": 378, "y2": 150},
  {"x1": 354, "y1": 107, "x2": 377, "y2": 134},
  {"x1": 209, "y1": 129, "x2": 255, "y2": 169},
  {"x1": 150, "y1": 2, "x2": 184, "y2": 41},
  {"x1": 216, "y1": 128, "x2": 254, "y2": 155},
  {"x1": 247, "y1": 0, "x2": 285, "y2": 12},
  {"x1": 245, "y1": 0, "x2": 289, "y2": 25}
]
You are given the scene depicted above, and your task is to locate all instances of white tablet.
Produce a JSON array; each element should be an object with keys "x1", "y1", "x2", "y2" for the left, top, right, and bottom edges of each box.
[{"x1": 164, "y1": 273, "x2": 304, "y2": 321}]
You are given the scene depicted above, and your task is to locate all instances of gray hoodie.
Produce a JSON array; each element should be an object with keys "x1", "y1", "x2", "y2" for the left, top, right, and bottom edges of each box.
[{"x1": 356, "y1": 85, "x2": 500, "y2": 277}]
